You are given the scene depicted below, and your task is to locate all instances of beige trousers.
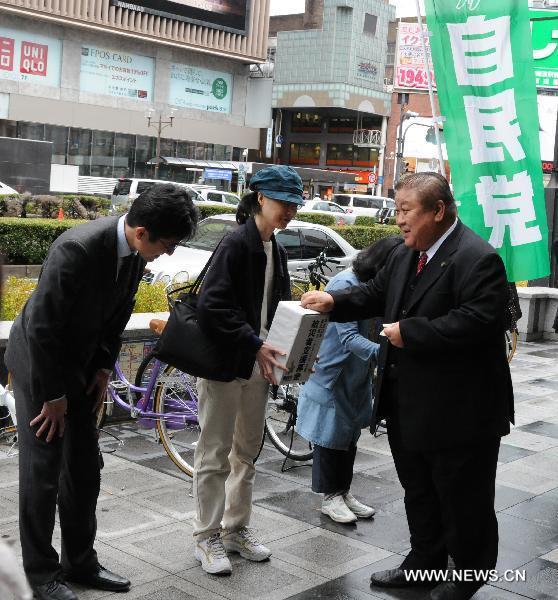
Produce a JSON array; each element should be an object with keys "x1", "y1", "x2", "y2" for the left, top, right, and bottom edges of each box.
[{"x1": 192, "y1": 372, "x2": 269, "y2": 539}]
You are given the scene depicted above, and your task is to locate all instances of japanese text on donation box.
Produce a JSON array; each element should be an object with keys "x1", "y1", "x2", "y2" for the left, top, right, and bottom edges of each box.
[
  {"x1": 80, "y1": 46, "x2": 154, "y2": 101},
  {"x1": 425, "y1": 0, "x2": 549, "y2": 282},
  {"x1": 169, "y1": 63, "x2": 232, "y2": 113},
  {"x1": 0, "y1": 27, "x2": 61, "y2": 86},
  {"x1": 266, "y1": 302, "x2": 329, "y2": 385}
]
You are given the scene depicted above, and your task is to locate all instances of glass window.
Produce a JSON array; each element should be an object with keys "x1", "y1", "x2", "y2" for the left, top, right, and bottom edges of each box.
[
  {"x1": 326, "y1": 235, "x2": 345, "y2": 258},
  {"x1": 314, "y1": 202, "x2": 330, "y2": 211},
  {"x1": 387, "y1": 42, "x2": 396, "y2": 66},
  {"x1": 204, "y1": 144, "x2": 214, "y2": 160},
  {"x1": 134, "y1": 136, "x2": 155, "y2": 178},
  {"x1": 361, "y1": 115, "x2": 382, "y2": 130},
  {"x1": 355, "y1": 147, "x2": 378, "y2": 167},
  {"x1": 291, "y1": 112, "x2": 322, "y2": 132},
  {"x1": 113, "y1": 179, "x2": 131, "y2": 196},
  {"x1": 301, "y1": 229, "x2": 328, "y2": 260},
  {"x1": 45, "y1": 125, "x2": 68, "y2": 165},
  {"x1": 290, "y1": 143, "x2": 320, "y2": 165},
  {"x1": 185, "y1": 218, "x2": 238, "y2": 251},
  {"x1": 214, "y1": 144, "x2": 227, "y2": 160},
  {"x1": 364, "y1": 13, "x2": 377, "y2": 36},
  {"x1": 91, "y1": 130, "x2": 114, "y2": 178},
  {"x1": 176, "y1": 140, "x2": 196, "y2": 158},
  {"x1": 195, "y1": 143, "x2": 205, "y2": 160},
  {"x1": 275, "y1": 229, "x2": 302, "y2": 260},
  {"x1": 68, "y1": 128, "x2": 92, "y2": 175},
  {"x1": 328, "y1": 203, "x2": 345, "y2": 213},
  {"x1": 159, "y1": 138, "x2": 175, "y2": 158},
  {"x1": 329, "y1": 117, "x2": 356, "y2": 133},
  {"x1": 207, "y1": 192, "x2": 223, "y2": 202},
  {"x1": 19, "y1": 122, "x2": 44, "y2": 140},
  {"x1": 332, "y1": 194, "x2": 350, "y2": 206},
  {"x1": 136, "y1": 181, "x2": 155, "y2": 194},
  {"x1": 232, "y1": 147, "x2": 243, "y2": 160},
  {"x1": 114, "y1": 133, "x2": 134, "y2": 178},
  {"x1": 326, "y1": 144, "x2": 353, "y2": 166}
]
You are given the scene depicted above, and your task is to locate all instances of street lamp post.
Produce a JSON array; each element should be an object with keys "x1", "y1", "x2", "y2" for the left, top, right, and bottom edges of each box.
[
  {"x1": 394, "y1": 111, "x2": 419, "y2": 185},
  {"x1": 146, "y1": 110, "x2": 175, "y2": 179}
]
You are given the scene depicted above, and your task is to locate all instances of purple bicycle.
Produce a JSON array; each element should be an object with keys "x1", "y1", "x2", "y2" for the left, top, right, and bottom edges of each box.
[{"x1": 97, "y1": 329, "x2": 200, "y2": 476}]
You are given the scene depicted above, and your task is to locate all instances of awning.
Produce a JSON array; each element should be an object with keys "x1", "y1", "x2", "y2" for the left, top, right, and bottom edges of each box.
[{"x1": 147, "y1": 157, "x2": 240, "y2": 170}]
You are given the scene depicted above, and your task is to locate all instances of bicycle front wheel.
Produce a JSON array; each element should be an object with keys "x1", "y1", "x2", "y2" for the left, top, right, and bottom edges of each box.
[
  {"x1": 154, "y1": 365, "x2": 200, "y2": 476},
  {"x1": 265, "y1": 384, "x2": 313, "y2": 461}
]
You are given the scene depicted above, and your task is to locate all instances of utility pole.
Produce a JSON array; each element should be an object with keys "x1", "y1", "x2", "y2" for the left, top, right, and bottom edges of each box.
[{"x1": 146, "y1": 110, "x2": 174, "y2": 179}]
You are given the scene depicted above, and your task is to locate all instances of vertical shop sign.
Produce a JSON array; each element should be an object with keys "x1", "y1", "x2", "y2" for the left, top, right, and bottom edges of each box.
[{"x1": 424, "y1": 0, "x2": 549, "y2": 281}]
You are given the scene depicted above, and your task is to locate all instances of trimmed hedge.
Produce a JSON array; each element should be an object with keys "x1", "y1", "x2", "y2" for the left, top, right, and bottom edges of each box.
[
  {"x1": 0, "y1": 218, "x2": 84, "y2": 264},
  {"x1": 0, "y1": 277, "x2": 169, "y2": 320},
  {"x1": 0, "y1": 194, "x2": 110, "y2": 220},
  {"x1": 197, "y1": 204, "x2": 236, "y2": 220},
  {"x1": 354, "y1": 216, "x2": 377, "y2": 227},
  {"x1": 294, "y1": 213, "x2": 336, "y2": 226},
  {"x1": 332, "y1": 224, "x2": 401, "y2": 249}
]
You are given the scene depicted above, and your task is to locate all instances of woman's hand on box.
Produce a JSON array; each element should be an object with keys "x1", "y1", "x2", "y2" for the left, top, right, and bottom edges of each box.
[{"x1": 257, "y1": 342, "x2": 287, "y2": 385}]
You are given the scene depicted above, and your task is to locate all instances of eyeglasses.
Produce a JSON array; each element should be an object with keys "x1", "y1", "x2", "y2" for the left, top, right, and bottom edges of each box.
[{"x1": 159, "y1": 238, "x2": 182, "y2": 253}]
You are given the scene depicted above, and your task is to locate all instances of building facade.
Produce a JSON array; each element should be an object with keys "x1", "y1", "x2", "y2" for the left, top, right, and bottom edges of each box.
[
  {"x1": 0, "y1": 0, "x2": 271, "y2": 189},
  {"x1": 265, "y1": 0, "x2": 395, "y2": 197}
]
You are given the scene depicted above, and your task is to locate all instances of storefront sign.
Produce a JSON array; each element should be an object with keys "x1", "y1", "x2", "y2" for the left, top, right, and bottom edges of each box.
[
  {"x1": 204, "y1": 168, "x2": 232, "y2": 181},
  {"x1": 425, "y1": 0, "x2": 549, "y2": 281},
  {"x1": 0, "y1": 27, "x2": 61, "y2": 86},
  {"x1": 531, "y1": 9, "x2": 558, "y2": 89},
  {"x1": 169, "y1": 63, "x2": 232, "y2": 114},
  {"x1": 80, "y1": 46, "x2": 154, "y2": 101},
  {"x1": 356, "y1": 58, "x2": 379, "y2": 83},
  {"x1": 395, "y1": 22, "x2": 437, "y2": 91}
]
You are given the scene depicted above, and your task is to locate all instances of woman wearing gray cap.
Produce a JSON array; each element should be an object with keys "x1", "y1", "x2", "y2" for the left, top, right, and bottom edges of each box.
[{"x1": 192, "y1": 165, "x2": 304, "y2": 575}]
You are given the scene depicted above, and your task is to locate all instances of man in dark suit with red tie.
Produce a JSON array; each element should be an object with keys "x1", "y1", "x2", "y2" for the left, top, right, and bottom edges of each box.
[
  {"x1": 302, "y1": 172, "x2": 513, "y2": 600},
  {"x1": 5, "y1": 184, "x2": 197, "y2": 600}
]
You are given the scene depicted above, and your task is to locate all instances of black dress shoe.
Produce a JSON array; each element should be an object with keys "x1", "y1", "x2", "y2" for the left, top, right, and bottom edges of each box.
[
  {"x1": 430, "y1": 582, "x2": 480, "y2": 600},
  {"x1": 32, "y1": 580, "x2": 78, "y2": 600},
  {"x1": 370, "y1": 567, "x2": 430, "y2": 588},
  {"x1": 66, "y1": 565, "x2": 130, "y2": 592}
]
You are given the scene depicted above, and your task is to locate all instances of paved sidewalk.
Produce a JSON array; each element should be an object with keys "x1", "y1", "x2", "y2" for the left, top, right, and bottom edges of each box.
[{"x1": 2, "y1": 340, "x2": 558, "y2": 599}]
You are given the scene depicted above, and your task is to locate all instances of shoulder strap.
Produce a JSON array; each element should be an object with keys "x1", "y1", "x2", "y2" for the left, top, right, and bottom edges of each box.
[{"x1": 190, "y1": 237, "x2": 225, "y2": 295}]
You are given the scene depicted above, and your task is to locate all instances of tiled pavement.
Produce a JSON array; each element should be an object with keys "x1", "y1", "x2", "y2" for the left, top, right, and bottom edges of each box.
[{"x1": 2, "y1": 341, "x2": 558, "y2": 599}]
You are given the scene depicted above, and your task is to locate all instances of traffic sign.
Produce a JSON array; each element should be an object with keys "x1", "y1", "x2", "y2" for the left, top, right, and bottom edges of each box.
[{"x1": 368, "y1": 172, "x2": 377, "y2": 185}]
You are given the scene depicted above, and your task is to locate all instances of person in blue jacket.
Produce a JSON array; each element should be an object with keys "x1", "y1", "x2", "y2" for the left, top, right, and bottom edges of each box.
[{"x1": 296, "y1": 236, "x2": 403, "y2": 523}]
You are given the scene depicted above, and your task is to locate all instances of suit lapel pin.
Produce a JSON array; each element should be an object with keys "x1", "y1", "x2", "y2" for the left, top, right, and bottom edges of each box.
[{"x1": 441, "y1": 261, "x2": 447, "y2": 268}]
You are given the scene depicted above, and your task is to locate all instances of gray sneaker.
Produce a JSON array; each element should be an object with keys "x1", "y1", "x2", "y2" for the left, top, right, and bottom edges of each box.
[
  {"x1": 195, "y1": 533, "x2": 232, "y2": 575},
  {"x1": 222, "y1": 527, "x2": 271, "y2": 561}
]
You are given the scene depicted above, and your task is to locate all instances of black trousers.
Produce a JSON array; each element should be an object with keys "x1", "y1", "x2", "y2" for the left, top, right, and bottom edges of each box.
[
  {"x1": 14, "y1": 377, "x2": 101, "y2": 586},
  {"x1": 387, "y1": 424, "x2": 500, "y2": 574},
  {"x1": 311, "y1": 443, "x2": 357, "y2": 494}
]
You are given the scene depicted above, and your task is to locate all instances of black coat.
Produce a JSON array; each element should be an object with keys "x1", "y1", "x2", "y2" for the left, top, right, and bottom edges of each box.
[
  {"x1": 330, "y1": 221, "x2": 514, "y2": 451},
  {"x1": 197, "y1": 217, "x2": 291, "y2": 379},
  {"x1": 5, "y1": 216, "x2": 145, "y2": 406}
]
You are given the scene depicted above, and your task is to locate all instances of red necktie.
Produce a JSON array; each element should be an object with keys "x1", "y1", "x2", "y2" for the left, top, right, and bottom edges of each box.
[{"x1": 416, "y1": 252, "x2": 428, "y2": 275}]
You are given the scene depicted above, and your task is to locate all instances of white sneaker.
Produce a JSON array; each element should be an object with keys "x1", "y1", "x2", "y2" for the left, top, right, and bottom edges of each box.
[
  {"x1": 195, "y1": 533, "x2": 232, "y2": 574},
  {"x1": 343, "y1": 492, "x2": 375, "y2": 518},
  {"x1": 321, "y1": 494, "x2": 357, "y2": 523},
  {"x1": 222, "y1": 527, "x2": 271, "y2": 561}
]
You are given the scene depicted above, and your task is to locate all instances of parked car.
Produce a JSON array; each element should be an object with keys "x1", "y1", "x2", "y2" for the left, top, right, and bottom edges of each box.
[
  {"x1": 111, "y1": 178, "x2": 210, "y2": 209},
  {"x1": 298, "y1": 200, "x2": 356, "y2": 225},
  {"x1": 0, "y1": 181, "x2": 18, "y2": 196},
  {"x1": 332, "y1": 193, "x2": 395, "y2": 218},
  {"x1": 145, "y1": 214, "x2": 358, "y2": 284},
  {"x1": 197, "y1": 189, "x2": 239, "y2": 206},
  {"x1": 376, "y1": 206, "x2": 397, "y2": 224}
]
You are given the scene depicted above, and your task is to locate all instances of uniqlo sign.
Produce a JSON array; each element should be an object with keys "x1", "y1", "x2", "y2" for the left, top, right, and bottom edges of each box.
[
  {"x1": 0, "y1": 37, "x2": 14, "y2": 71},
  {"x1": 20, "y1": 42, "x2": 48, "y2": 76},
  {"x1": 0, "y1": 27, "x2": 61, "y2": 86}
]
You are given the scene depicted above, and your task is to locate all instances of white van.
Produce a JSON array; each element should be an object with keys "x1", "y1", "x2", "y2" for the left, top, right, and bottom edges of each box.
[
  {"x1": 197, "y1": 189, "x2": 240, "y2": 206},
  {"x1": 110, "y1": 178, "x2": 210, "y2": 209},
  {"x1": 332, "y1": 194, "x2": 395, "y2": 218}
]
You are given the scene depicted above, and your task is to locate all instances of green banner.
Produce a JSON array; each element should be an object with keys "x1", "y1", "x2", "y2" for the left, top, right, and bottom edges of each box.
[
  {"x1": 424, "y1": 0, "x2": 549, "y2": 282},
  {"x1": 531, "y1": 9, "x2": 558, "y2": 89}
]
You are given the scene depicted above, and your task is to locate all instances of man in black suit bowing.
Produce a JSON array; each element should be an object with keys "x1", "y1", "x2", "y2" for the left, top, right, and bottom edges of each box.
[
  {"x1": 302, "y1": 172, "x2": 513, "y2": 600},
  {"x1": 5, "y1": 184, "x2": 197, "y2": 600}
]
